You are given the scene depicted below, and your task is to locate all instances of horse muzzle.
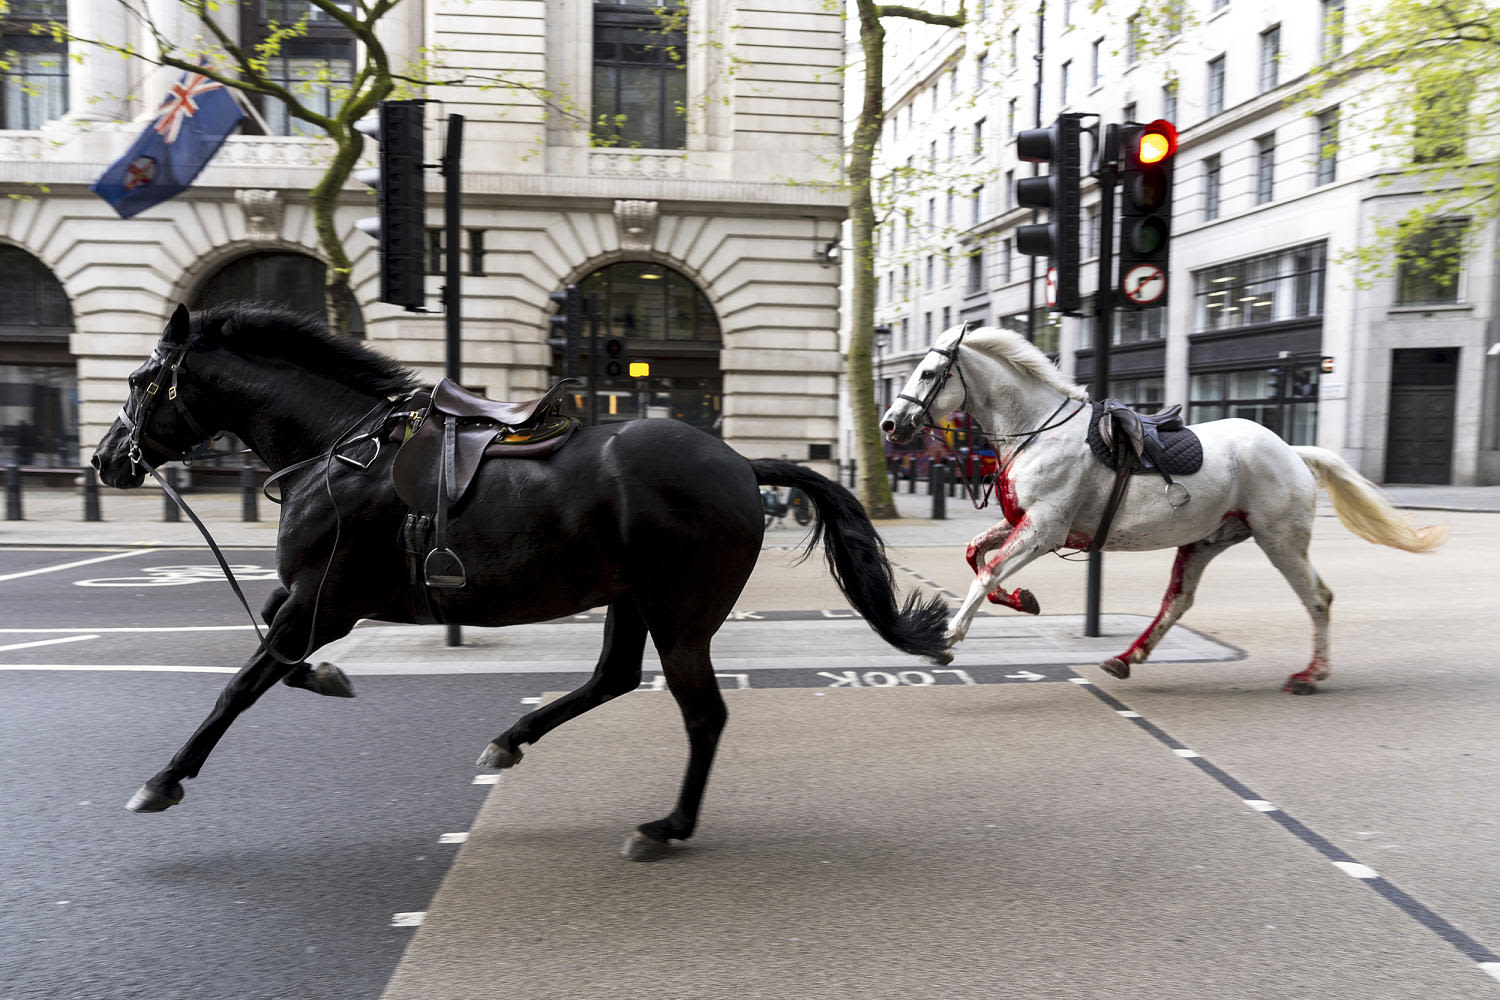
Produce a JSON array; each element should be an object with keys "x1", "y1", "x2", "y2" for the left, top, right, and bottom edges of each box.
[
  {"x1": 91, "y1": 422, "x2": 146, "y2": 490},
  {"x1": 881, "y1": 411, "x2": 918, "y2": 445}
]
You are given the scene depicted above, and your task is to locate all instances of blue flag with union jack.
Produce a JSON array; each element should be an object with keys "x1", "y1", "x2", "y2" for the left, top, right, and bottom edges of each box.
[{"x1": 92, "y1": 68, "x2": 245, "y2": 219}]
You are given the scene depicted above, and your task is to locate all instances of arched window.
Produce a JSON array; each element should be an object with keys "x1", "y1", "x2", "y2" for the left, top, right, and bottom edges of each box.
[
  {"x1": 0, "y1": 245, "x2": 75, "y2": 467},
  {"x1": 554, "y1": 261, "x2": 722, "y2": 432},
  {"x1": 192, "y1": 251, "x2": 364, "y2": 337}
]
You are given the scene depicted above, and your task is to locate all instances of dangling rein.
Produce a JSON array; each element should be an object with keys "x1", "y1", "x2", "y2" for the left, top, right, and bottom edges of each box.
[{"x1": 927, "y1": 398, "x2": 1085, "y2": 510}]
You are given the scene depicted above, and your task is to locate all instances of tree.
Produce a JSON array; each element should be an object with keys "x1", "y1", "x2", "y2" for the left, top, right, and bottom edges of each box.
[
  {"x1": 42, "y1": 0, "x2": 413, "y2": 335},
  {"x1": 848, "y1": 0, "x2": 969, "y2": 519},
  {"x1": 1300, "y1": 0, "x2": 1500, "y2": 287}
]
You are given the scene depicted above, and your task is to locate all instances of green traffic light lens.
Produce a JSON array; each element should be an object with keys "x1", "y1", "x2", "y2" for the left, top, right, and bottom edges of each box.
[{"x1": 1130, "y1": 217, "x2": 1168, "y2": 254}]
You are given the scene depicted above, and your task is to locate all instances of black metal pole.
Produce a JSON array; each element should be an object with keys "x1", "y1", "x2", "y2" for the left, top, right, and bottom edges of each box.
[
  {"x1": 162, "y1": 467, "x2": 180, "y2": 521},
  {"x1": 930, "y1": 464, "x2": 946, "y2": 519},
  {"x1": 240, "y1": 464, "x2": 258, "y2": 522},
  {"x1": 587, "y1": 296, "x2": 599, "y2": 427},
  {"x1": 1086, "y1": 124, "x2": 1119, "y2": 639},
  {"x1": 1026, "y1": 1, "x2": 1046, "y2": 343},
  {"x1": 443, "y1": 113, "x2": 465, "y2": 649},
  {"x1": 5, "y1": 465, "x2": 21, "y2": 520},
  {"x1": 83, "y1": 467, "x2": 101, "y2": 522}
]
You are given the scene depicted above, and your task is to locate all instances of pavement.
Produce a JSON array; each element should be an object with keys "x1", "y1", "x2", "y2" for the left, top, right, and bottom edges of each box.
[{"x1": 7, "y1": 475, "x2": 1500, "y2": 997}]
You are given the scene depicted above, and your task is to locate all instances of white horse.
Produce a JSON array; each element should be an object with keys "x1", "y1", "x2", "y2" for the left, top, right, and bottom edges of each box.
[{"x1": 880, "y1": 324, "x2": 1447, "y2": 694}]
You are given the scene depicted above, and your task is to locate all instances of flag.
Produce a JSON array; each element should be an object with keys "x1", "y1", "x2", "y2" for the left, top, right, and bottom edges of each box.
[{"x1": 91, "y1": 68, "x2": 245, "y2": 219}]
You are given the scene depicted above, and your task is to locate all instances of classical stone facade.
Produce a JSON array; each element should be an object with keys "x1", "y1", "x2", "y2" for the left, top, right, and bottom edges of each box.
[{"x1": 0, "y1": 0, "x2": 847, "y2": 472}]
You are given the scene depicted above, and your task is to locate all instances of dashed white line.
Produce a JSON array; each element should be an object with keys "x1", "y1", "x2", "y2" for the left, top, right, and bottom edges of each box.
[
  {"x1": 1116, "y1": 710, "x2": 1142, "y2": 718},
  {"x1": 1068, "y1": 677, "x2": 1093, "y2": 685},
  {"x1": 1173, "y1": 748, "x2": 1201, "y2": 758},
  {"x1": 0, "y1": 635, "x2": 99, "y2": 654},
  {"x1": 471, "y1": 774, "x2": 500, "y2": 785},
  {"x1": 1478, "y1": 962, "x2": 1500, "y2": 985},
  {"x1": 520, "y1": 696, "x2": 542, "y2": 705},
  {"x1": 438, "y1": 832, "x2": 469, "y2": 844},
  {"x1": 390, "y1": 911, "x2": 426, "y2": 927},
  {"x1": 1243, "y1": 799, "x2": 1279, "y2": 813},
  {"x1": 1333, "y1": 861, "x2": 1379, "y2": 880}
]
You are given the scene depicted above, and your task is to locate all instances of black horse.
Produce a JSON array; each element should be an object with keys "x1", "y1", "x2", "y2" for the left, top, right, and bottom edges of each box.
[{"x1": 92, "y1": 303, "x2": 948, "y2": 858}]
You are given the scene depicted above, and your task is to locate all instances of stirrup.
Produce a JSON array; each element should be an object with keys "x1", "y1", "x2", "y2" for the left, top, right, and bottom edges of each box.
[
  {"x1": 424, "y1": 547, "x2": 467, "y2": 589},
  {"x1": 1165, "y1": 481, "x2": 1191, "y2": 509}
]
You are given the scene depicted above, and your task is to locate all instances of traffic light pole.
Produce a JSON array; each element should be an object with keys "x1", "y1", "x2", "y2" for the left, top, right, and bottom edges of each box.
[
  {"x1": 587, "y1": 297, "x2": 600, "y2": 427},
  {"x1": 1085, "y1": 124, "x2": 1119, "y2": 639},
  {"x1": 443, "y1": 113, "x2": 464, "y2": 648}
]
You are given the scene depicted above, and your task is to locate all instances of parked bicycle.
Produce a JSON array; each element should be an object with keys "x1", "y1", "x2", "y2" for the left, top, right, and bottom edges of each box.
[{"x1": 761, "y1": 483, "x2": 814, "y2": 528}]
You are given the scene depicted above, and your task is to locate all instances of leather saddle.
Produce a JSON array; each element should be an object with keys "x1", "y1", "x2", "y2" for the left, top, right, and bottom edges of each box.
[
  {"x1": 1082, "y1": 399, "x2": 1203, "y2": 552},
  {"x1": 391, "y1": 378, "x2": 577, "y2": 592}
]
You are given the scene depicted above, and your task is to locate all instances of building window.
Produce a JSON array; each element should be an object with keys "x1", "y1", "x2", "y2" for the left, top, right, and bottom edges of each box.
[
  {"x1": 925, "y1": 253, "x2": 935, "y2": 287},
  {"x1": 973, "y1": 184, "x2": 984, "y2": 225},
  {"x1": 1123, "y1": 101, "x2": 1137, "y2": 124},
  {"x1": 1212, "y1": 0, "x2": 1229, "y2": 10},
  {"x1": 928, "y1": 141, "x2": 937, "y2": 172},
  {"x1": 1108, "y1": 376, "x2": 1164, "y2": 411},
  {"x1": 1009, "y1": 28, "x2": 1020, "y2": 71},
  {"x1": 948, "y1": 65, "x2": 958, "y2": 99},
  {"x1": 1321, "y1": 0, "x2": 1345, "y2": 60},
  {"x1": 1115, "y1": 307, "x2": 1165, "y2": 346},
  {"x1": 240, "y1": 2, "x2": 355, "y2": 137},
  {"x1": 1396, "y1": 219, "x2": 1468, "y2": 305},
  {"x1": 1006, "y1": 98, "x2": 1017, "y2": 138},
  {"x1": 1063, "y1": 0, "x2": 1074, "y2": 26},
  {"x1": 1001, "y1": 308, "x2": 1060, "y2": 355},
  {"x1": 1125, "y1": 15, "x2": 1140, "y2": 65},
  {"x1": 1060, "y1": 60, "x2": 1071, "y2": 105},
  {"x1": 942, "y1": 306, "x2": 951, "y2": 330},
  {"x1": 1003, "y1": 170, "x2": 1013, "y2": 210},
  {"x1": 1203, "y1": 154, "x2": 1221, "y2": 221},
  {"x1": 924, "y1": 311, "x2": 934, "y2": 343},
  {"x1": 999, "y1": 238, "x2": 1012, "y2": 283},
  {"x1": 1260, "y1": 25, "x2": 1281, "y2": 92},
  {"x1": 1315, "y1": 107, "x2": 1339, "y2": 185},
  {"x1": 1, "y1": 1, "x2": 68, "y2": 129},
  {"x1": 1162, "y1": 82, "x2": 1177, "y2": 123},
  {"x1": 946, "y1": 190, "x2": 955, "y2": 224},
  {"x1": 592, "y1": 0, "x2": 688, "y2": 150},
  {"x1": 947, "y1": 126, "x2": 956, "y2": 160},
  {"x1": 1193, "y1": 241, "x2": 1326, "y2": 333},
  {"x1": 1084, "y1": 203, "x2": 1101, "y2": 258},
  {"x1": 1254, "y1": 132, "x2": 1275, "y2": 204},
  {"x1": 967, "y1": 252, "x2": 986, "y2": 294},
  {"x1": 973, "y1": 117, "x2": 986, "y2": 156},
  {"x1": 943, "y1": 252, "x2": 953, "y2": 286},
  {"x1": 976, "y1": 52, "x2": 988, "y2": 90},
  {"x1": 1091, "y1": 38, "x2": 1103, "y2": 88},
  {"x1": 1190, "y1": 366, "x2": 1319, "y2": 446},
  {"x1": 1207, "y1": 55, "x2": 1226, "y2": 117}
]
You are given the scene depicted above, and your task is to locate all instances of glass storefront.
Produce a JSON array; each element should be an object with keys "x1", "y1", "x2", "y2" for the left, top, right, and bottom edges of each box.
[
  {"x1": 0, "y1": 244, "x2": 76, "y2": 467},
  {"x1": 1189, "y1": 363, "x2": 1319, "y2": 445}
]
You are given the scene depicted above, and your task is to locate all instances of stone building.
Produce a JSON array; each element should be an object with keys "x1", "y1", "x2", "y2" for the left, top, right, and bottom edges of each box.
[
  {"x1": 0, "y1": 0, "x2": 846, "y2": 473},
  {"x1": 860, "y1": 0, "x2": 1498, "y2": 485}
]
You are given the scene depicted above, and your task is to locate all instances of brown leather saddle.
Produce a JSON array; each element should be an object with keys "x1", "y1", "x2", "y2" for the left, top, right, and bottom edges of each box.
[
  {"x1": 1084, "y1": 399, "x2": 1202, "y2": 551},
  {"x1": 392, "y1": 378, "x2": 577, "y2": 592}
]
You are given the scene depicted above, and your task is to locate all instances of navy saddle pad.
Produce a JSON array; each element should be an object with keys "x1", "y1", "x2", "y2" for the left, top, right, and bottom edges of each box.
[{"x1": 1086, "y1": 400, "x2": 1205, "y2": 477}]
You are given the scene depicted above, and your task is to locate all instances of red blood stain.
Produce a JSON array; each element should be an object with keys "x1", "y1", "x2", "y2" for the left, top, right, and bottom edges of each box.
[
  {"x1": 1222, "y1": 509, "x2": 1249, "y2": 525},
  {"x1": 1064, "y1": 530, "x2": 1093, "y2": 550},
  {"x1": 1119, "y1": 542, "x2": 1197, "y2": 662},
  {"x1": 997, "y1": 469, "x2": 1026, "y2": 527}
]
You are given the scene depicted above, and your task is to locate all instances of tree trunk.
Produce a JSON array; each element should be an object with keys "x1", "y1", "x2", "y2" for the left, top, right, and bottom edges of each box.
[{"x1": 312, "y1": 132, "x2": 362, "y2": 336}]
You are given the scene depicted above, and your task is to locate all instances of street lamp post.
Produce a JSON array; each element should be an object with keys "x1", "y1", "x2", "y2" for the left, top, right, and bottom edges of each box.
[{"x1": 873, "y1": 323, "x2": 892, "y2": 412}]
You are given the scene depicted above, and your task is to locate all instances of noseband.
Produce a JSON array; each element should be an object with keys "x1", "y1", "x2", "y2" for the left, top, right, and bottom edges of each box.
[
  {"x1": 896, "y1": 324, "x2": 971, "y2": 427},
  {"x1": 117, "y1": 340, "x2": 216, "y2": 468}
]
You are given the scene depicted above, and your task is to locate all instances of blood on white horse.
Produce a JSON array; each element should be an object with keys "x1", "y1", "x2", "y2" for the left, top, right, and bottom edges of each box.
[{"x1": 880, "y1": 324, "x2": 1446, "y2": 694}]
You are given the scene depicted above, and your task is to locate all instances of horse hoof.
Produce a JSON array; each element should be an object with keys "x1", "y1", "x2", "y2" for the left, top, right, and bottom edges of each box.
[
  {"x1": 928, "y1": 649, "x2": 955, "y2": 666},
  {"x1": 475, "y1": 742, "x2": 523, "y2": 769},
  {"x1": 621, "y1": 830, "x2": 671, "y2": 862},
  {"x1": 1282, "y1": 679, "x2": 1319, "y2": 695},
  {"x1": 310, "y1": 662, "x2": 356, "y2": 698},
  {"x1": 1099, "y1": 657, "x2": 1131, "y2": 680},
  {"x1": 126, "y1": 781, "x2": 184, "y2": 813},
  {"x1": 1015, "y1": 589, "x2": 1040, "y2": 615}
]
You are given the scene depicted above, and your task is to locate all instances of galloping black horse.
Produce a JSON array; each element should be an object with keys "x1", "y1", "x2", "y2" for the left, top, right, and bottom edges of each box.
[{"x1": 92, "y1": 303, "x2": 947, "y2": 858}]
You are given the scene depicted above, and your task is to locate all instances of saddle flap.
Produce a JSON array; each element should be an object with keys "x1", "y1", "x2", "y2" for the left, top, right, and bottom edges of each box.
[
  {"x1": 391, "y1": 415, "x2": 502, "y2": 510},
  {"x1": 431, "y1": 377, "x2": 575, "y2": 428}
]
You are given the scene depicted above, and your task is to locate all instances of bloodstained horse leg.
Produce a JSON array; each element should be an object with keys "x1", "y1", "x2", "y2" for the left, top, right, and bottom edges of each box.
[
  {"x1": 964, "y1": 522, "x2": 1040, "y2": 614},
  {"x1": 126, "y1": 598, "x2": 356, "y2": 812},
  {"x1": 476, "y1": 601, "x2": 648, "y2": 769},
  {"x1": 1099, "y1": 515, "x2": 1252, "y2": 680}
]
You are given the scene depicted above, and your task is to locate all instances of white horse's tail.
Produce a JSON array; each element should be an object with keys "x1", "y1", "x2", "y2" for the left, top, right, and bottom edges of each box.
[{"x1": 1293, "y1": 446, "x2": 1448, "y2": 553}]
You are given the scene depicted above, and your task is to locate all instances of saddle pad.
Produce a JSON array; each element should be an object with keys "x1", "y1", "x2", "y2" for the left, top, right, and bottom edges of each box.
[{"x1": 1086, "y1": 401, "x2": 1204, "y2": 476}]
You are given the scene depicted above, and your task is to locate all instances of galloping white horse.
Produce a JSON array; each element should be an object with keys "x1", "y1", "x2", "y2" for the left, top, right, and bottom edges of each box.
[{"x1": 880, "y1": 325, "x2": 1447, "y2": 694}]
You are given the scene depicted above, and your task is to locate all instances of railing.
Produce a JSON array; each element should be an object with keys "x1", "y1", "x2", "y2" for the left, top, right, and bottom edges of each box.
[{"x1": 4, "y1": 464, "x2": 263, "y2": 523}]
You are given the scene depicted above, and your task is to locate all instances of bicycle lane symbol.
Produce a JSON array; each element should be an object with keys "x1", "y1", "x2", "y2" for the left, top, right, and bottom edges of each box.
[{"x1": 74, "y1": 565, "x2": 281, "y2": 587}]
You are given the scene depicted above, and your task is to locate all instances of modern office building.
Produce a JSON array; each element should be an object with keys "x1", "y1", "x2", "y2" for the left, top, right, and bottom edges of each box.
[
  {"x1": 0, "y1": 0, "x2": 847, "y2": 474},
  {"x1": 857, "y1": 0, "x2": 1498, "y2": 485}
]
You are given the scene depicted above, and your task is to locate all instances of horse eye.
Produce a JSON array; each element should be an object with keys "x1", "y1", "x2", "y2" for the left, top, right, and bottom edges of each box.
[{"x1": 918, "y1": 370, "x2": 934, "y2": 381}]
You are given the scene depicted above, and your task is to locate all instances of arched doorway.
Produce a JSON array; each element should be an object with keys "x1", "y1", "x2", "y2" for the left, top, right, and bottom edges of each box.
[
  {"x1": 0, "y1": 245, "x2": 76, "y2": 467},
  {"x1": 552, "y1": 261, "x2": 722, "y2": 433},
  {"x1": 191, "y1": 250, "x2": 364, "y2": 337}
]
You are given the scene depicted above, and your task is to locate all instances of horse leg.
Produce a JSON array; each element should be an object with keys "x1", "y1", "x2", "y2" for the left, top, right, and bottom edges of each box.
[
  {"x1": 948, "y1": 515, "x2": 1062, "y2": 647},
  {"x1": 127, "y1": 594, "x2": 358, "y2": 812},
  {"x1": 1253, "y1": 526, "x2": 1334, "y2": 695},
  {"x1": 965, "y1": 523, "x2": 1040, "y2": 614},
  {"x1": 475, "y1": 600, "x2": 649, "y2": 769},
  {"x1": 624, "y1": 639, "x2": 727, "y2": 861},
  {"x1": 257, "y1": 585, "x2": 356, "y2": 699},
  {"x1": 1099, "y1": 518, "x2": 1251, "y2": 679}
]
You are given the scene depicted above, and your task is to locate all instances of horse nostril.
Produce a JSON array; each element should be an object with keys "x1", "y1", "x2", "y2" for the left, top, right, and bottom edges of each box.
[
  {"x1": 881, "y1": 420, "x2": 895, "y2": 434},
  {"x1": 90, "y1": 454, "x2": 101, "y2": 470}
]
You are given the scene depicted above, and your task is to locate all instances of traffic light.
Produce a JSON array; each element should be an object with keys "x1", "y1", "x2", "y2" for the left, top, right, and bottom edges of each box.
[
  {"x1": 354, "y1": 100, "x2": 426, "y2": 310},
  {"x1": 602, "y1": 334, "x2": 629, "y2": 381},
  {"x1": 1117, "y1": 118, "x2": 1177, "y2": 310},
  {"x1": 1014, "y1": 113, "x2": 1083, "y2": 314},
  {"x1": 547, "y1": 284, "x2": 582, "y2": 379}
]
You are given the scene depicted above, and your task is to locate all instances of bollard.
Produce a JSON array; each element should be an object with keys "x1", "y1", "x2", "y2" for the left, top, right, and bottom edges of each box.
[
  {"x1": 847, "y1": 458, "x2": 856, "y2": 489},
  {"x1": 162, "y1": 467, "x2": 181, "y2": 522},
  {"x1": 241, "y1": 465, "x2": 259, "y2": 522},
  {"x1": 82, "y1": 467, "x2": 102, "y2": 522},
  {"x1": 930, "y1": 464, "x2": 946, "y2": 520},
  {"x1": 948, "y1": 461, "x2": 958, "y2": 497},
  {"x1": 5, "y1": 465, "x2": 21, "y2": 520},
  {"x1": 907, "y1": 465, "x2": 918, "y2": 493}
]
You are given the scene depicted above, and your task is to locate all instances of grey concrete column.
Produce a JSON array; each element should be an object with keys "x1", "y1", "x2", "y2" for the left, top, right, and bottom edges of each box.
[{"x1": 64, "y1": 0, "x2": 130, "y2": 122}]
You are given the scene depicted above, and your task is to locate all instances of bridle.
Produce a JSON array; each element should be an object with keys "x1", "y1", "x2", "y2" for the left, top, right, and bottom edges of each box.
[
  {"x1": 112, "y1": 325, "x2": 391, "y2": 667},
  {"x1": 894, "y1": 323, "x2": 1086, "y2": 508}
]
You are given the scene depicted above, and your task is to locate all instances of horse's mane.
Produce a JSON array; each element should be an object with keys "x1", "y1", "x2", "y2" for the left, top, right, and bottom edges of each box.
[
  {"x1": 195, "y1": 301, "x2": 420, "y2": 396},
  {"x1": 951, "y1": 325, "x2": 1089, "y2": 402}
]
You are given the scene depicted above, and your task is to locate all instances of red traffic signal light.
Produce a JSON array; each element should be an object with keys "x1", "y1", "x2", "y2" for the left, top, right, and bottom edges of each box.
[
  {"x1": 1128, "y1": 119, "x2": 1178, "y2": 166},
  {"x1": 1117, "y1": 119, "x2": 1176, "y2": 309}
]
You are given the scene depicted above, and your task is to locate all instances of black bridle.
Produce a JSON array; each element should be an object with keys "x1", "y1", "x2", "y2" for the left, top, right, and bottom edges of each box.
[
  {"x1": 895, "y1": 324, "x2": 1086, "y2": 508},
  {"x1": 117, "y1": 341, "x2": 218, "y2": 468}
]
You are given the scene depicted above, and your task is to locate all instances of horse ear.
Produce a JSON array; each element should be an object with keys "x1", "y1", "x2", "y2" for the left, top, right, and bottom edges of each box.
[{"x1": 165, "y1": 304, "x2": 192, "y2": 344}]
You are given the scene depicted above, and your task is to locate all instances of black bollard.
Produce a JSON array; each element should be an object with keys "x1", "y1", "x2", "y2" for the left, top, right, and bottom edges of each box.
[
  {"x1": 930, "y1": 464, "x2": 946, "y2": 520},
  {"x1": 83, "y1": 467, "x2": 102, "y2": 522},
  {"x1": 949, "y1": 461, "x2": 958, "y2": 497},
  {"x1": 5, "y1": 465, "x2": 21, "y2": 520},
  {"x1": 907, "y1": 465, "x2": 918, "y2": 493},
  {"x1": 847, "y1": 458, "x2": 856, "y2": 489},
  {"x1": 162, "y1": 467, "x2": 180, "y2": 522},
  {"x1": 241, "y1": 465, "x2": 259, "y2": 522}
]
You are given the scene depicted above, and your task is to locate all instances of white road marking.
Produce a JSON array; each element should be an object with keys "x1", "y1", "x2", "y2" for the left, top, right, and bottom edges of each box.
[
  {"x1": 1243, "y1": 799, "x2": 1279, "y2": 812},
  {"x1": 0, "y1": 625, "x2": 256, "y2": 634},
  {"x1": 471, "y1": 774, "x2": 500, "y2": 785},
  {"x1": 390, "y1": 912, "x2": 426, "y2": 927},
  {"x1": 0, "y1": 635, "x2": 99, "y2": 654},
  {"x1": 1068, "y1": 677, "x2": 1093, "y2": 685},
  {"x1": 0, "y1": 663, "x2": 236, "y2": 674},
  {"x1": 0, "y1": 550, "x2": 143, "y2": 583},
  {"x1": 1333, "y1": 861, "x2": 1379, "y2": 880},
  {"x1": 1117, "y1": 710, "x2": 1142, "y2": 718},
  {"x1": 1478, "y1": 963, "x2": 1500, "y2": 985},
  {"x1": 519, "y1": 696, "x2": 542, "y2": 705},
  {"x1": 438, "y1": 832, "x2": 469, "y2": 844},
  {"x1": 1172, "y1": 748, "x2": 1201, "y2": 758}
]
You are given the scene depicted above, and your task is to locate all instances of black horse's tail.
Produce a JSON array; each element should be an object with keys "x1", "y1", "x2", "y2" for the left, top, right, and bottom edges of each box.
[{"x1": 750, "y1": 459, "x2": 949, "y2": 660}]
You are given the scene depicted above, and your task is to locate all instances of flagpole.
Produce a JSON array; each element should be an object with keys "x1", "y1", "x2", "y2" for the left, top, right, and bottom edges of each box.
[{"x1": 228, "y1": 88, "x2": 272, "y2": 136}]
